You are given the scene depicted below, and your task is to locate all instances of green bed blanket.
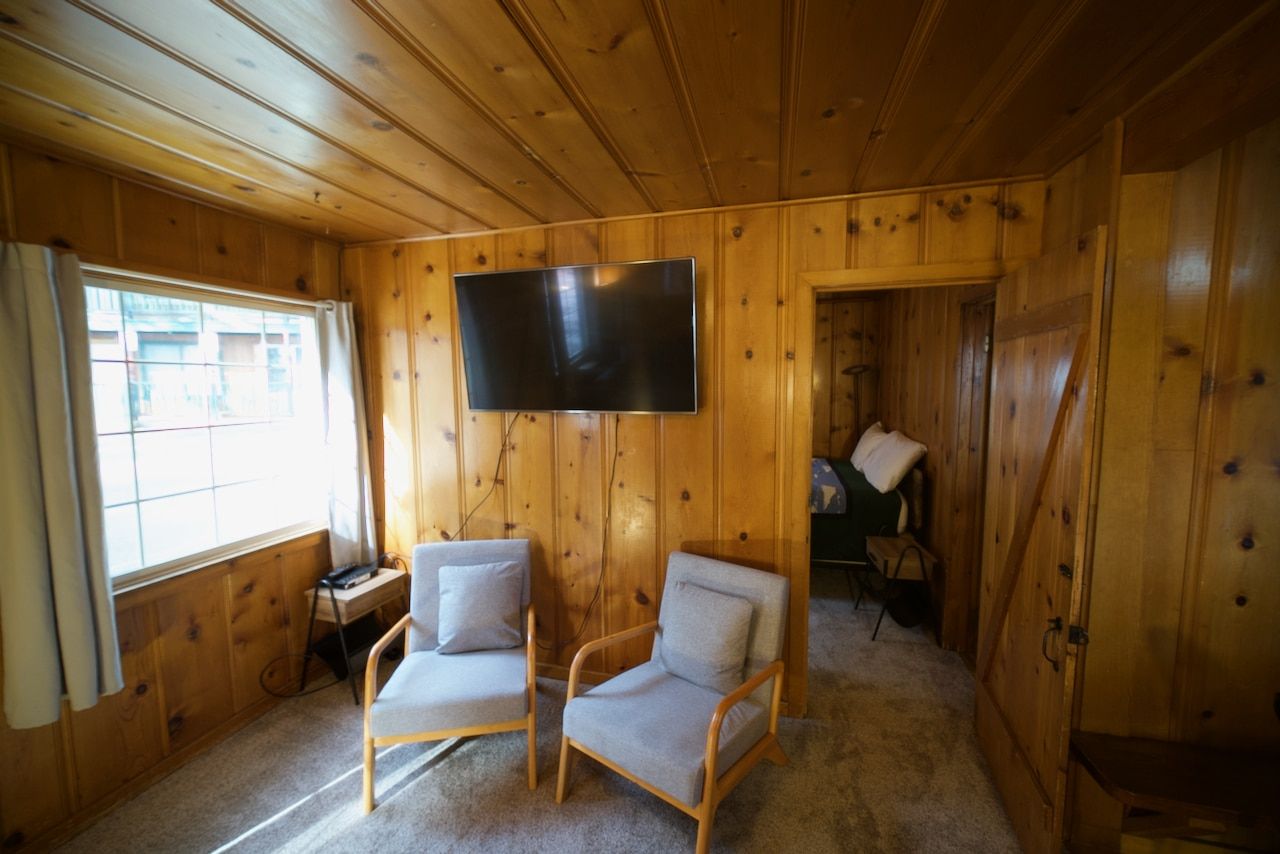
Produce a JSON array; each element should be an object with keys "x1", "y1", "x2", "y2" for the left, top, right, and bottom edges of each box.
[{"x1": 809, "y1": 458, "x2": 904, "y2": 565}]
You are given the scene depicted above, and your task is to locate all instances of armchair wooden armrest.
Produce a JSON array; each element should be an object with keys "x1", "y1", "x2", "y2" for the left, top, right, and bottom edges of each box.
[
  {"x1": 526, "y1": 604, "x2": 536, "y2": 693},
  {"x1": 702, "y1": 660, "x2": 785, "y2": 803},
  {"x1": 566, "y1": 621, "x2": 659, "y2": 702},
  {"x1": 363, "y1": 613, "x2": 412, "y2": 717}
]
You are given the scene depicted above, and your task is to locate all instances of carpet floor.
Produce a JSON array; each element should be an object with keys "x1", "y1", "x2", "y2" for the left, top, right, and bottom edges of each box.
[{"x1": 59, "y1": 566, "x2": 1018, "y2": 853}]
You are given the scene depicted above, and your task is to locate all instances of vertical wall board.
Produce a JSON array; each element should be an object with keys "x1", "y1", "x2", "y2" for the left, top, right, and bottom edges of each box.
[
  {"x1": 224, "y1": 551, "x2": 289, "y2": 711},
  {"x1": 362, "y1": 245, "x2": 417, "y2": 556},
  {"x1": 811, "y1": 301, "x2": 834, "y2": 456},
  {"x1": 65, "y1": 604, "x2": 165, "y2": 809},
  {"x1": 718, "y1": 208, "x2": 780, "y2": 568},
  {"x1": 451, "y1": 235, "x2": 508, "y2": 544},
  {"x1": 599, "y1": 219, "x2": 660, "y2": 673},
  {"x1": 407, "y1": 240, "x2": 462, "y2": 545},
  {"x1": 1178, "y1": 122, "x2": 1280, "y2": 748},
  {"x1": 1000, "y1": 179, "x2": 1046, "y2": 260},
  {"x1": 154, "y1": 574, "x2": 235, "y2": 753},
  {"x1": 263, "y1": 224, "x2": 319, "y2": 298},
  {"x1": 10, "y1": 149, "x2": 116, "y2": 256},
  {"x1": 117, "y1": 181, "x2": 200, "y2": 271},
  {"x1": 925, "y1": 185, "x2": 1001, "y2": 263},
  {"x1": 853, "y1": 192, "x2": 922, "y2": 267},
  {"x1": 497, "y1": 230, "x2": 558, "y2": 658},
  {"x1": 657, "y1": 213, "x2": 718, "y2": 586},
  {"x1": 548, "y1": 224, "x2": 604, "y2": 668},
  {"x1": 196, "y1": 207, "x2": 264, "y2": 286}
]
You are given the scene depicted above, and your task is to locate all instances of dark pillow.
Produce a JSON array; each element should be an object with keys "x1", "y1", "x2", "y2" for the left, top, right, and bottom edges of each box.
[
  {"x1": 658, "y1": 581, "x2": 752, "y2": 694},
  {"x1": 436, "y1": 561, "x2": 523, "y2": 654}
]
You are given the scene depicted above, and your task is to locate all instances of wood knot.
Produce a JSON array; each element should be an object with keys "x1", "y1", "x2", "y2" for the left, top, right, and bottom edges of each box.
[
  {"x1": 847, "y1": 219, "x2": 859, "y2": 234},
  {"x1": 476, "y1": 254, "x2": 487, "y2": 265},
  {"x1": 1061, "y1": 506, "x2": 1072, "y2": 525},
  {"x1": 424, "y1": 311, "x2": 433, "y2": 322},
  {"x1": 294, "y1": 276, "x2": 308, "y2": 291},
  {"x1": 634, "y1": 589, "x2": 650, "y2": 606},
  {"x1": 821, "y1": 107, "x2": 836, "y2": 119},
  {"x1": 1235, "y1": 595, "x2": 1248, "y2": 607},
  {"x1": 51, "y1": 236, "x2": 72, "y2": 249},
  {"x1": 425, "y1": 264, "x2": 435, "y2": 273},
  {"x1": 745, "y1": 349, "x2": 753, "y2": 359},
  {"x1": 1223, "y1": 459, "x2": 1240, "y2": 475},
  {"x1": 873, "y1": 216, "x2": 882, "y2": 226},
  {"x1": 1170, "y1": 342, "x2": 1192, "y2": 357},
  {"x1": 216, "y1": 244, "x2": 228, "y2": 255},
  {"x1": 242, "y1": 582, "x2": 254, "y2": 594},
  {"x1": 168, "y1": 715, "x2": 184, "y2": 735},
  {"x1": 800, "y1": 169, "x2": 812, "y2": 177},
  {"x1": 731, "y1": 225, "x2": 744, "y2": 239},
  {"x1": 738, "y1": 531, "x2": 748, "y2": 541},
  {"x1": 905, "y1": 212, "x2": 920, "y2": 223},
  {"x1": 1251, "y1": 370, "x2": 1266, "y2": 386},
  {"x1": 443, "y1": 430, "x2": 456, "y2": 443},
  {"x1": 786, "y1": 351, "x2": 795, "y2": 360},
  {"x1": 996, "y1": 201, "x2": 1023, "y2": 221},
  {"x1": 371, "y1": 120, "x2": 394, "y2": 131},
  {"x1": 741, "y1": 296, "x2": 748, "y2": 306},
  {"x1": 1240, "y1": 535, "x2": 1254, "y2": 550},
  {"x1": 135, "y1": 682, "x2": 148, "y2": 696},
  {"x1": 504, "y1": 522, "x2": 517, "y2": 530},
  {"x1": 947, "y1": 202, "x2": 965, "y2": 220},
  {"x1": 680, "y1": 489, "x2": 691, "y2": 501},
  {"x1": 185, "y1": 625, "x2": 201, "y2": 641},
  {"x1": 1077, "y1": 236, "x2": 1088, "y2": 251}
]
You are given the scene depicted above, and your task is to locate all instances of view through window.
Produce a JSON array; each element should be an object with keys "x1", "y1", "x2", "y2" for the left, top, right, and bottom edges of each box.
[{"x1": 86, "y1": 281, "x2": 325, "y2": 581}]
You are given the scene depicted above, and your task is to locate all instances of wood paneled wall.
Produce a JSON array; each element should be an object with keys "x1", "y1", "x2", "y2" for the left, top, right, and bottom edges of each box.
[
  {"x1": 1082, "y1": 118, "x2": 1280, "y2": 749},
  {"x1": 0, "y1": 143, "x2": 340, "y2": 850},
  {"x1": 811, "y1": 297, "x2": 881, "y2": 459},
  {"x1": 0, "y1": 143, "x2": 341, "y2": 300},
  {"x1": 878, "y1": 283, "x2": 995, "y2": 652},
  {"x1": 345, "y1": 177, "x2": 1047, "y2": 710}
]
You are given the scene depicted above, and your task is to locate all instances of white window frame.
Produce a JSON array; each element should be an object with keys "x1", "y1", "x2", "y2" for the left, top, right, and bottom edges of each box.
[{"x1": 82, "y1": 264, "x2": 329, "y2": 594}]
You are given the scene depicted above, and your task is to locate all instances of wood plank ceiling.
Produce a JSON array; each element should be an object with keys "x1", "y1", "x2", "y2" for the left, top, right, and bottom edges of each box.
[{"x1": 0, "y1": 0, "x2": 1266, "y2": 242}]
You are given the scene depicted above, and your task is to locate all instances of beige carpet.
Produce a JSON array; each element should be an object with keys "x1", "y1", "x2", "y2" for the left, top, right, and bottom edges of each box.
[{"x1": 59, "y1": 566, "x2": 1018, "y2": 853}]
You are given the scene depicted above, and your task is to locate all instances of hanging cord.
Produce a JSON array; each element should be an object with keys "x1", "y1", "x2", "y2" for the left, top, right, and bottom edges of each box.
[
  {"x1": 539, "y1": 413, "x2": 620, "y2": 652},
  {"x1": 443, "y1": 411, "x2": 522, "y2": 543}
]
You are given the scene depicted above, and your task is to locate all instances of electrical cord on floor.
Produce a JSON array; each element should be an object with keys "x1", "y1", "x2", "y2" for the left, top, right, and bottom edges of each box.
[
  {"x1": 257, "y1": 655, "x2": 342, "y2": 699},
  {"x1": 538, "y1": 412, "x2": 620, "y2": 652},
  {"x1": 443, "y1": 411, "x2": 522, "y2": 543}
]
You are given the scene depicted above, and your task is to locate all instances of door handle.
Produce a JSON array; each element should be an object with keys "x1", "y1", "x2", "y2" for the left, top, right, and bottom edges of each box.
[{"x1": 1041, "y1": 617, "x2": 1063, "y2": 672}]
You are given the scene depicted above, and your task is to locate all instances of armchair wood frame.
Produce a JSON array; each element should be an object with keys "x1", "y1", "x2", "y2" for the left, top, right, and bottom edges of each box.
[
  {"x1": 362, "y1": 603, "x2": 538, "y2": 813},
  {"x1": 555, "y1": 622, "x2": 788, "y2": 854}
]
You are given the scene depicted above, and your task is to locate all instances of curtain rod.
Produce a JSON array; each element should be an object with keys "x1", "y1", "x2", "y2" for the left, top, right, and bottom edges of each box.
[{"x1": 79, "y1": 263, "x2": 326, "y2": 310}]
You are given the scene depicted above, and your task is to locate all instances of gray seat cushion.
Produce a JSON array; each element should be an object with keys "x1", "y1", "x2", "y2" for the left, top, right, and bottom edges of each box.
[
  {"x1": 369, "y1": 648, "x2": 527, "y2": 739},
  {"x1": 562, "y1": 661, "x2": 769, "y2": 808}
]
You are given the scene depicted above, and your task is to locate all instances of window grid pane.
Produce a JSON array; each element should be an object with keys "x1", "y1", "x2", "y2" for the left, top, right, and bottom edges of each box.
[{"x1": 88, "y1": 280, "x2": 323, "y2": 579}]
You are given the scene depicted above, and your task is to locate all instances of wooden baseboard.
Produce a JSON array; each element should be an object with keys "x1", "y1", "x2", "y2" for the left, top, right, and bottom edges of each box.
[{"x1": 22, "y1": 695, "x2": 280, "y2": 850}]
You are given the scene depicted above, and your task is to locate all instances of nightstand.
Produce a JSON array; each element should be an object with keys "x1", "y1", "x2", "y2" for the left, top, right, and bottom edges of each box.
[{"x1": 864, "y1": 534, "x2": 937, "y2": 641}]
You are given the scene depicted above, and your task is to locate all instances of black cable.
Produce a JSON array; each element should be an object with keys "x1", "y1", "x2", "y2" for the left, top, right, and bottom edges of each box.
[
  {"x1": 257, "y1": 653, "x2": 342, "y2": 699},
  {"x1": 548, "y1": 412, "x2": 621, "y2": 651},
  {"x1": 444, "y1": 411, "x2": 521, "y2": 543}
]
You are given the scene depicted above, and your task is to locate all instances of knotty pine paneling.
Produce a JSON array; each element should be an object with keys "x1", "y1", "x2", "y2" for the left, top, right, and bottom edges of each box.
[
  {"x1": 348, "y1": 177, "x2": 1046, "y2": 709},
  {"x1": 0, "y1": 142, "x2": 341, "y2": 849},
  {"x1": 811, "y1": 297, "x2": 882, "y2": 458},
  {"x1": 1082, "y1": 118, "x2": 1280, "y2": 750}
]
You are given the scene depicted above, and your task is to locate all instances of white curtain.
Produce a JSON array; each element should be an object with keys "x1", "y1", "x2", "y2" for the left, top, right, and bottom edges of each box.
[
  {"x1": 316, "y1": 301, "x2": 377, "y2": 568},
  {"x1": 0, "y1": 243, "x2": 123, "y2": 729}
]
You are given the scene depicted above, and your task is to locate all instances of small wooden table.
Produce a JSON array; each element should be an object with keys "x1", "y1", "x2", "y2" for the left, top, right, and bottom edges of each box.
[
  {"x1": 302, "y1": 569, "x2": 408, "y2": 704},
  {"x1": 864, "y1": 534, "x2": 936, "y2": 641}
]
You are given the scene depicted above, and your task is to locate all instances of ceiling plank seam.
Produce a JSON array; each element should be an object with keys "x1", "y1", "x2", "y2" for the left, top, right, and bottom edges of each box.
[
  {"x1": 642, "y1": 0, "x2": 722, "y2": 207},
  {"x1": 778, "y1": 0, "x2": 806, "y2": 200},
  {"x1": 499, "y1": 0, "x2": 662, "y2": 213},
  {"x1": 354, "y1": 0, "x2": 605, "y2": 219},
  {"x1": 69, "y1": 0, "x2": 497, "y2": 231},
  {"x1": 924, "y1": 0, "x2": 1090, "y2": 183},
  {"x1": 848, "y1": 0, "x2": 949, "y2": 193},
  {"x1": 210, "y1": 0, "x2": 552, "y2": 224},
  {"x1": 0, "y1": 29, "x2": 445, "y2": 235}
]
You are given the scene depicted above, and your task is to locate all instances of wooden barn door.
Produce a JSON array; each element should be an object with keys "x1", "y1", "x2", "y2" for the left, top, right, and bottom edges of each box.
[{"x1": 976, "y1": 228, "x2": 1107, "y2": 854}]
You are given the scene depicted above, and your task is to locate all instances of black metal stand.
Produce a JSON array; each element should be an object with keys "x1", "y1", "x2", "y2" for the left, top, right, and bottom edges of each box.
[
  {"x1": 300, "y1": 580, "x2": 360, "y2": 705},
  {"x1": 871, "y1": 543, "x2": 929, "y2": 641}
]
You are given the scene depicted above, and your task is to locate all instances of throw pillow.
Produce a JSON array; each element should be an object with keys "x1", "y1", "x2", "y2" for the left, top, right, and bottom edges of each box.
[
  {"x1": 850, "y1": 421, "x2": 888, "y2": 471},
  {"x1": 658, "y1": 581, "x2": 752, "y2": 694},
  {"x1": 436, "y1": 561, "x2": 523, "y2": 654},
  {"x1": 861, "y1": 430, "x2": 927, "y2": 493}
]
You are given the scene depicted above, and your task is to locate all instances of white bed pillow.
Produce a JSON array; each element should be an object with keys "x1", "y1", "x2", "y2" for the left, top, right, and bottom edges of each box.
[
  {"x1": 850, "y1": 421, "x2": 888, "y2": 471},
  {"x1": 862, "y1": 430, "x2": 926, "y2": 493}
]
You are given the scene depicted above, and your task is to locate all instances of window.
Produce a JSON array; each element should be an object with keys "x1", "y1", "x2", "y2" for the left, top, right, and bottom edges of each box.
[{"x1": 86, "y1": 278, "x2": 325, "y2": 586}]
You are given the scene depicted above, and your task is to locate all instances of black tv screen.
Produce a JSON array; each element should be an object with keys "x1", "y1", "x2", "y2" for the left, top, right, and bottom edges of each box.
[{"x1": 454, "y1": 258, "x2": 696, "y2": 413}]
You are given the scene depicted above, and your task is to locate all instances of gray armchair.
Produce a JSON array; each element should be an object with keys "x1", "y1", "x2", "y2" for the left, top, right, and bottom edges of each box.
[
  {"x1": 556, "y1": 552, "x2": 789, "y2": 853},
  {"x1": 363, "y1": 539, "x2": 537, "y2": 812}
]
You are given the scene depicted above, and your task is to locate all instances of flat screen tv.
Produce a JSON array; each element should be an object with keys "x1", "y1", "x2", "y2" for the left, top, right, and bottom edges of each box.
[{"x1": 454, "y1": 257, "x2": 696, "y2": 413}]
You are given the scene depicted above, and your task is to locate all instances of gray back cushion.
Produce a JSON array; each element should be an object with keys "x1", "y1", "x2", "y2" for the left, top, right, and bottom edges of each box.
[
  {"x1": 409, "y1": 539, "x2": 531, "y2": 652},
  {"x1": 436, "y1": 561, "x2": 524, "y2": 654},
  {"x1": 652, "y1": 552, "x2": 789, "y2": 704},
  {"x1": 657, "y1": 581, "x2": 752, "y2": 694}
]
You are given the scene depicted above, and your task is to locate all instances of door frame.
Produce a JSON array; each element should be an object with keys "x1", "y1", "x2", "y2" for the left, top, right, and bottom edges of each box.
[{"x1": 787, "y1": 259, "x2": 1025, "y2": 713}]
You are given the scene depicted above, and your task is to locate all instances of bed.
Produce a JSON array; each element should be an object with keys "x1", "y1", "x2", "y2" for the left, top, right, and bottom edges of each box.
[{"x1": 809, "y1": 456, "x2": 920, "y2": 566}]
